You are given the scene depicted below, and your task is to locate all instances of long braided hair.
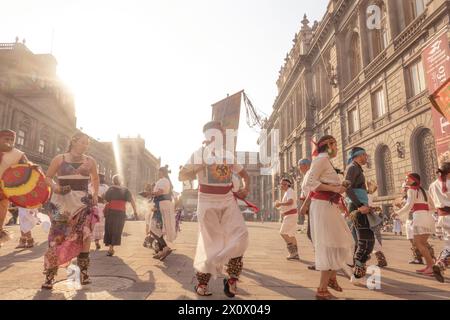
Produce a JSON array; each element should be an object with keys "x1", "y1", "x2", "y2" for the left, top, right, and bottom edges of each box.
[{"x1": 408, "y1": 173, "x2": 428, "y2": 202}]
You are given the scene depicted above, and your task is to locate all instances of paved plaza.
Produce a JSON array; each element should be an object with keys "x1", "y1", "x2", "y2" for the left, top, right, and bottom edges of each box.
[{"x1": 0, "y1": 220, "x2": 448, "y2": 300}]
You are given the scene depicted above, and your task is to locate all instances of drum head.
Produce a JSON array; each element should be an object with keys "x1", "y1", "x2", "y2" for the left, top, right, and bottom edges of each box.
[{"x1": 1, "y1": 164, "x2": 50, "y2": 208}]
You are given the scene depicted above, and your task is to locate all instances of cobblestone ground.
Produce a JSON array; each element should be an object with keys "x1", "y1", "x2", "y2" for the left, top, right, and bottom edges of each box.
[{"x1": 0, "y1": 221, "x2": 448, "y2": 300}]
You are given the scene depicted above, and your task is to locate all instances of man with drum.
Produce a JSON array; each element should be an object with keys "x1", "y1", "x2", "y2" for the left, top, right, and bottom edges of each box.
[{"x1": 0, "y1": 129, "x2": 33, "y2": 245}]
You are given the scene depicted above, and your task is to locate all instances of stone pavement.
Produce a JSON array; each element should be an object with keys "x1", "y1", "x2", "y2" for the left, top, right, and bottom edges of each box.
[{"x1": 0, "y1": 221, "x2": 448, "y2": 300}]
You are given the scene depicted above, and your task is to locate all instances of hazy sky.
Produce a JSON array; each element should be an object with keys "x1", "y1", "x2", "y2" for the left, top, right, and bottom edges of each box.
[{"x1": 1, "y1": 0, "x2": 329, "y2": 190}]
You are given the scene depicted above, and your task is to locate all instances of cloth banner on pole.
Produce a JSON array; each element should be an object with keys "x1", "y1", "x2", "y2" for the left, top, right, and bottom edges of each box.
[
  {"x1": 211, "y1": 90, "x2": 243, "y2": 152},
  {"x1": 422, "y1": 28, "x2": 450, "y2": 163}
]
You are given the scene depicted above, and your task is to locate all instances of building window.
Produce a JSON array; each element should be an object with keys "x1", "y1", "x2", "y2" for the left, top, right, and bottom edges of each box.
[
  {"x1": 370, "y1": 1, "x2": 389, "y2": 58},
  {"x1": 408, "y1": 60, "x2": 426, "y2": 97},
  {"x1": 372, "y1": 88, "x2": 387, "y2": 119},
  {"x1": 412, "y1": 0, "x2": 425, "y2": 18},
  {"x1": 349, "y1": 32, "x2": 362, "y2": 81},
  {"x1": 376, "y1": 145, "x2": 395, "y2": 196},
  {"x1": 415, "y1": 128, "x2": 438, "y2": 189},
  {"x1": 348, "y1": 108, "x2": 360, "y2": 134},
  {"x1": 17, "y1": 130, "x2": 25, "y2": 147},
  {"x1": 38, "y1": 139, "x2": 45, "y2": 154}
]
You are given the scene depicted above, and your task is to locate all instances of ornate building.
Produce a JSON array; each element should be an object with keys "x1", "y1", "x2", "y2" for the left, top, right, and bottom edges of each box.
[
  {"x1": 260, "y1": 0, "x2": 450, "y2": 214},
  {"x1": 0, "y1": 38, "x2": 76, "y2": 171},
  {"x1": 0, "y1": 39, "x2": 161, "y2": 191},
  {"x1": 117, "y1": 135, "x2": 160, "y2": 194}
]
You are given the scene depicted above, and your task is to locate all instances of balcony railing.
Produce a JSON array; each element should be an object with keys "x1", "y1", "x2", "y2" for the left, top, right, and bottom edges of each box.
[
  {"x1": 342, "y1": 75, "x2": 360, "y2": 99},
  {"x1": 393, "y1": 12, "x2": 427, "y2": 51}
]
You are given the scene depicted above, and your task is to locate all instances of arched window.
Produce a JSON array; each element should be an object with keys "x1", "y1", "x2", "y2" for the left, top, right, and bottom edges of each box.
[
  {"x1": 413, "y1": 128, "x2": 438, "y2": 189},
  {"x1": 376, "y1": 145, "x2": 395, "y2": 196},
  {"x1": 349, "y1": 32, "x2": 362, "y2": 80},
  {"x1": 370, "y1": 1, "x2": 389, "y2": 58}
]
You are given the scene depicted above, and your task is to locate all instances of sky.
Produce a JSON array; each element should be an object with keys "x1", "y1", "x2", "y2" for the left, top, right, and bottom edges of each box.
[{"x1": 1, "y1": 0, "x2": 329, "y2": 191}]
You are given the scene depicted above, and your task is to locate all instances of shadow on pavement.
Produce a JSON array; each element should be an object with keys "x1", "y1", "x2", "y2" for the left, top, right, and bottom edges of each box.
[{"x1": 31, "y1": 253, "x2": 156, "y2": 300}]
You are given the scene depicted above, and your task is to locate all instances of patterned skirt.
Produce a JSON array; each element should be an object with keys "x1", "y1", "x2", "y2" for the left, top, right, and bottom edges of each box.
[{"x1": 44, "y1": 191, "x2": 98, "y2": 270}]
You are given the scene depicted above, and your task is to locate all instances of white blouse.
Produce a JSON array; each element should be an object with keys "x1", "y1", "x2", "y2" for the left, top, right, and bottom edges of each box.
[
  {"x1": 428, "y1": 179, "x2": 450, "y2": 209},
  {"x1": 154, "y1": 177, "x2": 171, "y2": 194},
  {"x1": 395, "y1": 188, "x2": 432, "y2": 220},
  {"x1": 304, "y1": 153, "x2": 342, "y2": 192}
]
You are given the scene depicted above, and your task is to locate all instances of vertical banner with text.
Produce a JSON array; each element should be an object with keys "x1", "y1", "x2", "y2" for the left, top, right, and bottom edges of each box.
[{"x1": 422, "y1": 28, "x2": 450, "y2": 163}]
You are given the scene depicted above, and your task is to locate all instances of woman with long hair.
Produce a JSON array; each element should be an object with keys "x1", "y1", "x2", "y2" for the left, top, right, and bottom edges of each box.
[
  {"x1": 148, "y1": 165, "x2": 177, "y2": 261},
  {"x1": 42, "y1": 132, "x2": 100, "y2": 289},
  {"x1": 395, "y1": 173, "x2": 436, "y2": 275},
  {"x1": 304, "y1": 135, "x2": 354, "y2": 300}
]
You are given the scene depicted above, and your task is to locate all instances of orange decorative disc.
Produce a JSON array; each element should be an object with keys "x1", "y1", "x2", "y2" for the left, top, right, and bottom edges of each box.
[{"x1": 1, "y1": 164, "x2": 50, "y2": 208}]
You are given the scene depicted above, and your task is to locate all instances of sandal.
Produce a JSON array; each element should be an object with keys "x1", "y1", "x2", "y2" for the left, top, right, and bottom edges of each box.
[
  {"x1": 223, "y1": 278, "x2": 238, "y2": 298},
  {"x1": 41, "y1": 268, "x2": 57, "y2": 290},
  {"x1": 432, "y1": 265, "x2": 445, "y2": 283},
  {"x1": 328, "y1": 278, "x2": 343, "y2": 292},
  {"x1": 158, "y1": 247, "x2": 173, "y2": 261},
  {"x1": 195, "y1": 284, "x2": 212, "y2": 296},
  {"x1": 25, "y1": 238, "x2": 34, "y2": 248},
  {"x1": 106, "y1": 249, "x2": 114, "y2": 257},
  {"x1": 315, "y1": 288, "x2": 337, "y2": 300},
  {"x1": 16, "y1": 237, "x2": 27, "y2": 249}
]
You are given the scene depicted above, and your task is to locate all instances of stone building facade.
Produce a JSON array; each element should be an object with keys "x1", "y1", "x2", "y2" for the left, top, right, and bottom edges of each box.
[
  {"x1": 261, "y1": 0, "x2": 450, "y2": 213},
  {"x1": 0, "y1": 39, "x2": 161, "y2": 191},
  {"x1": 0, "y1": 39, "x2": 77, "y2": 171},
  {"x1": 118, "y1": 136, "x2": 161, "y2": 194}
]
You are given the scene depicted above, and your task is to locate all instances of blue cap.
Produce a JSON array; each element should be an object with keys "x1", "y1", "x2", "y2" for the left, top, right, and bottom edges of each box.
[{"x1": 298, "y1": 158, "x2": 311, "y2": 166}]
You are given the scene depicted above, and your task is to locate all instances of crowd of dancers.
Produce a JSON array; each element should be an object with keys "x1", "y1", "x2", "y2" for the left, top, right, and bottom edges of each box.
[{"x1": 0, "y1": 124, "x2": 449, "y2": 299}]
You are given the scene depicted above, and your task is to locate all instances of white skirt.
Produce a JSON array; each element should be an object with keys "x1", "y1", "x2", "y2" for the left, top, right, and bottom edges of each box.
[
  {"x1": 194, "y1": 195, "x2": 249, "y2": 277},
  {"x1": 18, "y1": 208, "x2": 39, "y2": 233},
  {"x1": 405, "y1": 219, "x2": 414, "y2": 240},
  {"x1": 413, "y1": 211, "x2": 436, "y2": 236},
  {"x1": 279, "y1": 214, "x2": 298, "y2": 237},
  {"x1": 310, "y1": 199, "x2": 355, "y2": 273},
  {"x1": 393, "y1": 220, "x2": 402, "y2": 233},
  {"x1": 150, "y1": 200, "x2": 177, "y2": 243}
]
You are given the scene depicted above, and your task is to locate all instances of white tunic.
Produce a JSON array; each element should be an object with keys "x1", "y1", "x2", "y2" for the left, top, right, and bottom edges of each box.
[
  {"x1": 304, "y1": 153, "x2": 354, "y2": 273},
  {"x1": 395, "y1": 188, "x2": 435, "y2": 236},
  {"x1": 151, "y1": 177, "x2": 177, "y2": 242},
  {"x1": 428, "y1": 179, "x2": 450, "y2": 250},
  {"x1": 279, "y1": 188, "x2": 298, "y2": 237},
  {"x1": 0, "y1": 148, "x2": 24, "y2": 177}
]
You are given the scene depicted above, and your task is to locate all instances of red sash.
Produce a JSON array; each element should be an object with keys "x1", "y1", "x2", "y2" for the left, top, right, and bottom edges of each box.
[
  {"x1": 199, "y1": 184, "x2": 232, "y2": 194},
  {"x1": 310, "y1": 191, "x2": 349, "y2": 216},
  {"x1": 198, "y1": 184, "x2": 260, "y2": 213},
  {"x1": 282, "y1": 208, "x2": 298, "y2": 216},
  {"x1": 104, "y1": 200, "x2": 126, "y2": 212},
  {"x1": 437, "y1": 207, "x2": 450, "y2": 216},
  {"x1": 411, "y1": 203, "x2": 429, "y2": 212}
]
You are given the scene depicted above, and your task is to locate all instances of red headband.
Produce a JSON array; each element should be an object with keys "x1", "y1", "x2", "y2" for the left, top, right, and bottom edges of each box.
[
  {"x1": 312, "y1": 139, "x2": 334, "y2": 157},
  {"x1": 0, "y1": 130, "x2": 16, "y2": 138},
  {"x1": 407, "y1": 173, "x2": 421, "y2": 186}
]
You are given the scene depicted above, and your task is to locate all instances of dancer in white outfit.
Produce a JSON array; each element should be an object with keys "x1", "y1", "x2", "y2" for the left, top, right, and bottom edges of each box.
[
  {"x1": 304, "y1": 135, "x2": 355, "y2": 300},
  {"x1": 395, "y1": 173, "x2": 436, "y2": 276},
  {"x1": 275, "y1": 178, "x2": 299, "y2": 260},
  {"x1": 179, "y1": 121, "x2": 251, "y2": 298},
  {"x1": 428, "y1": 162, "x2": 450, "y2": 282}
]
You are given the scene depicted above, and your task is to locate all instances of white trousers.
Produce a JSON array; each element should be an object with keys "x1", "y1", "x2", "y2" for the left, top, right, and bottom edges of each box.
[{"x1": 194, "y1": 195, "x2": 249, "y2": 277}]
